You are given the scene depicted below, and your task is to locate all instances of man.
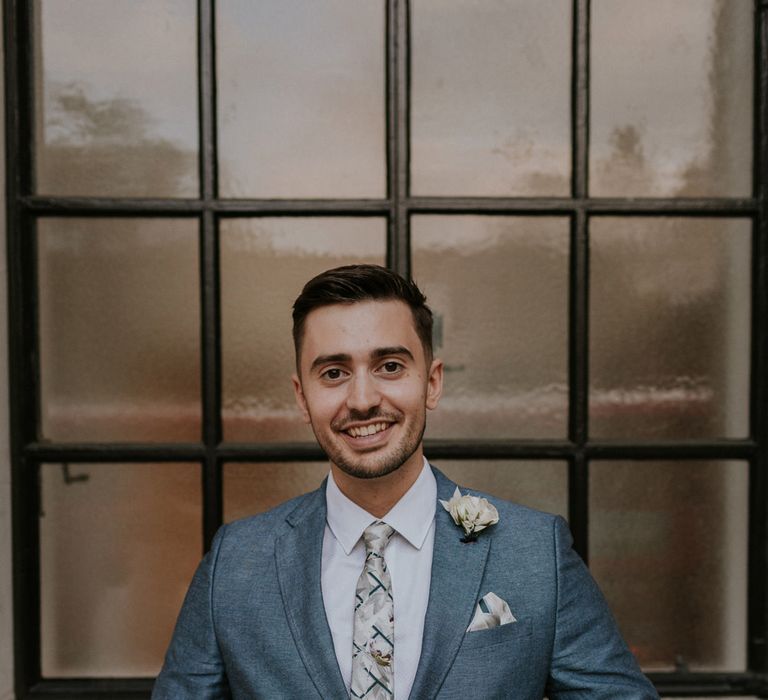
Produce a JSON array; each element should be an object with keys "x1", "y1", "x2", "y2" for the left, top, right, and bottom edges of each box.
[{"x1": 153, "y1": 264, "x2": 658, "y2": 699}]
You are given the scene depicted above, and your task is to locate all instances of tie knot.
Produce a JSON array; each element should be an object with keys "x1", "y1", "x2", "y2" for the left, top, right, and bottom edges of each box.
[{"x1": 362, "y1": 521, "x2": 394, "y2": 555}]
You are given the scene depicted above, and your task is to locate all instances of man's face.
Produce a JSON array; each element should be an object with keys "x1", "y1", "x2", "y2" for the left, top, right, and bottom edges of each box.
[{"x1": 292, "y1": 300, "x2": 443, "y2": 481}]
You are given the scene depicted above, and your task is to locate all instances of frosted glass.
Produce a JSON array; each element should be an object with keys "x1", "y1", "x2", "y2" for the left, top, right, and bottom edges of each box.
[
  {"x1": 38, "y1": 218, "x2": 201, "y2": 442},
  {"x1": 590, "y1": 460, "x2": 748, "y2": 672},
  {"x1": 412, "y1": 216, "x2": 569, "y2": 439},
  {"x1": 217, "y1": 0, "x2": 385, "y2": 197},
  {"x1": 224, "y1": 461, "x2": 567, "y2": 523},
  {"x1": 221, "y1": 217, "x2": 386, "y2": 442},
  {"x1": 40, "y1": 463, "x2": 202, "y2": 677},
  {"x1": 411, "y1": 0, "x2": 571, "y2": 196},
  {"x1": 224, "y1": 462, "x2": 328, "y2": 522},
  {"x1": 590, "y1": 0, "x2": 752, "y2": 197},
  {"x1": 35, "y1": 0, "x2": 198, "y2": 197},
  {"x1": 436, "y1": 460, "x2": 567, "y2": 518},
  {"x1": 589, "y1": 217, "x2": 751, "y2": 439}
]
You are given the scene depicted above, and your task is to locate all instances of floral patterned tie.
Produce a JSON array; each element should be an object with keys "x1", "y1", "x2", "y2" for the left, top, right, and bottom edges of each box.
[{"x1": 350, "y1": 521, "x2": 395, "y2": 699}]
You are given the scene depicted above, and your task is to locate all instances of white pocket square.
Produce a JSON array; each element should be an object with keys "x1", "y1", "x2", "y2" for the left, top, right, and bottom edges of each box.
[{"x1": 467, "y1": 592, "x2": 517, "y2": 632}]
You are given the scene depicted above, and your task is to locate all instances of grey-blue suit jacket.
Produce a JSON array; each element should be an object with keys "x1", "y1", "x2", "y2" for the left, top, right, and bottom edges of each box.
[{"x1": 153, "y1": 467, "x2": 659, "y2": 699}]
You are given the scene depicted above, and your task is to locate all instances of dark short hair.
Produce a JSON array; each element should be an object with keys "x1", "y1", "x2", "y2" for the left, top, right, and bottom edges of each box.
[{"x1": 292, "y1": 264, "x2": 433, "y2": 365}]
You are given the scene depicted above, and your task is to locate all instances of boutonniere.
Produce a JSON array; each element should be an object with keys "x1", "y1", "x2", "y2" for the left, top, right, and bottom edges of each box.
[{"x1": 439, "y1": 487, "x2": 499, "y2": 543}]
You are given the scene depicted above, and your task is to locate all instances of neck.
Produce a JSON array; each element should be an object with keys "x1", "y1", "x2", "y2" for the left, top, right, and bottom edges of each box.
[{"x1": 331, "y1": 451, "x2": 425, "y2": 518}]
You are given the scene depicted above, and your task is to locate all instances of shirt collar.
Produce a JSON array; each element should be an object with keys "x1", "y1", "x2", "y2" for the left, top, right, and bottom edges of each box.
[{"x1": 325, "y1": 457, "x2": 436, "y2": 555}]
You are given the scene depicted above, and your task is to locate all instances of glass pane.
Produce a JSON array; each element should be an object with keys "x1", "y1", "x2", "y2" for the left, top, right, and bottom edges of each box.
[
  {"x1": 40, "y1": 463, "x2": 202, "y2": 677},
  {"x1": 38, "y1": 218, "x2": 201, "y2": 442},
  {"x1": 412, "y1": 216, "x2": 569, "y2": 439},
  {"x1": 589, "y1": 217, "x2": 751, "y2": 439},
  {"x1": 411, "y1": 0, "x2": 571, "y2": 196},
  {"x1": 435, "y1": 460, "x2": 567, "y2": 518},
  {"x1": 217, "y1": 0, "x2": 385, "y2": 198},
  {"x1": 590, "y1": 0, "x2": 752, "y2": 197},
  {"x1": 221, "y1": 217, "x2": 386, "y2": 442},
  {"x1": 590, "y1": 460, "x2": 748, "y2": 672},
  {"x1": 223, "y1": 462, "x2": 328, "y2": 522},
  {"x1": 35, "y1": 0, "x2": 198, "y2": 197}
]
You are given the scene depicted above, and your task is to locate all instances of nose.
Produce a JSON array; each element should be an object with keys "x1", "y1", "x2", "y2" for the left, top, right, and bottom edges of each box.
[{"x1": 346, "y1": 371, "x2": 382, "y2": 414}]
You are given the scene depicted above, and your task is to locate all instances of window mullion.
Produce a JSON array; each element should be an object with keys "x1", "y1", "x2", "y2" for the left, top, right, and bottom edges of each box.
[
  {"x1": 748, "y1": 0, "x2": 768, "y2": 675},
  {"x1": 568, "y1": 0, "x2": 590, "y2": 559},
  {"x1": 387, "y1": 0, "x2": 410, "y2": 277},
  {"x1": 198, "y1": 0, "x2": 222, "y2": 549}
]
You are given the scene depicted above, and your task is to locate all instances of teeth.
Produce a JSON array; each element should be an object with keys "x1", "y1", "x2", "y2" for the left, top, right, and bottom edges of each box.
[{"x1": 347, "y1": 422, "x2": 389, "y2": 438}]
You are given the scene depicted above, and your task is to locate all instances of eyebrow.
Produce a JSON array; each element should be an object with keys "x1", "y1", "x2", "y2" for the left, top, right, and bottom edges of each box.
[
  {"x1": 372, "y1": 346, "x2": 415, "y2": 361},
  {"x1": 310, "y1": 353, "x2": 352, "y2": 373},
  {"x1": 309, "y1": 346, "x2": 415, "y2": 373}
]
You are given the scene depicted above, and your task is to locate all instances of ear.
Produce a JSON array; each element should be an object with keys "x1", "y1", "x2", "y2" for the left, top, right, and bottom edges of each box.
[
  {"x1": 425, "y1": 358, "x2": 444, "y2": 410},
  {"x1": 292, "y1": 373, "x2": 311, "y2": 423}
]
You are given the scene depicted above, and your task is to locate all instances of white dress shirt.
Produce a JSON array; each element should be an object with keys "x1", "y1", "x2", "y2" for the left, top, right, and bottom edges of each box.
[{"x1": 321, "y1": 458, "x2": 436, "y2": 700}]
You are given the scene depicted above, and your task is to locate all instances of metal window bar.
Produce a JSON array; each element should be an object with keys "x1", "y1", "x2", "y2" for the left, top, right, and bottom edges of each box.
[{"x1": 4, "y1": 0, "x2": 768, "y2": 696}]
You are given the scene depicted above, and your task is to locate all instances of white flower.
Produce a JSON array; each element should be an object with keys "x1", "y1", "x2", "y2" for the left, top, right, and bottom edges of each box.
[{"x1": 439, "y1": 487, "x2": 499, "y2": 540}]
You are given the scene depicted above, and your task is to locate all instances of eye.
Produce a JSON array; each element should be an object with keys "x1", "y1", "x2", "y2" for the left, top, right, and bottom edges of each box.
[
  {"x1": 321, "y1": 367, "x2": 346, "y2": 381},
  {"x1": 380, "y1": 361, "x2": 403, "y2": 374}
]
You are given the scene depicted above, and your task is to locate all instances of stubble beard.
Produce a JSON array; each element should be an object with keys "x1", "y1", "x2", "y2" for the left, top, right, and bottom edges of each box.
[{"x1": 311, "y1": 409, "x2": 427, "y2": 480}]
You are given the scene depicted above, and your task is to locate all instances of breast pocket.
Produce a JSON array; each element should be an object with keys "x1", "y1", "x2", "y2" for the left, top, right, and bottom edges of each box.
[
  {"x1": 440, "y1": 620, "x2": 544, "y2": 699},
  {"x1": 459, "y1": 618, "x2": 533, "y2": 651}
]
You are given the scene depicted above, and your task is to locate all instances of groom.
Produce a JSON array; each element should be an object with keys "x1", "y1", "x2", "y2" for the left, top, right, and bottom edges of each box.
[{"x1": 153, "y1": 264, "x2": 658, "y2": 699}]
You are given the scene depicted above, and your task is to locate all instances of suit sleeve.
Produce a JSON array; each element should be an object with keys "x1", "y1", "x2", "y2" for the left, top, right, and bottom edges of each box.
[
  {"x1": 546, "y1": 516, "x2": 660, "y2": 699},
  {"x1": 152, "y1": 526, "x2": 232, "y2": 700}
]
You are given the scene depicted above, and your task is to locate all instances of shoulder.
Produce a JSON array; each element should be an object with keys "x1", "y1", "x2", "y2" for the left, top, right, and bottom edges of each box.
[
  {"x1": 212, "y1": 486, "x2": 326, "y2": 556},
  {"x1": 431, "y1": 464, "x2": 566, "y2": 554},
  {"x1": 472, "y1": 489, "x2": 565, "y2": 553}
]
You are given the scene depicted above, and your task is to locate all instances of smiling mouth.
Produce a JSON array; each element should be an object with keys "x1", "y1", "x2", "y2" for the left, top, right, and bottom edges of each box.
[{"x1": 343, "y1": 422, "x2": 392, "y2": 438}]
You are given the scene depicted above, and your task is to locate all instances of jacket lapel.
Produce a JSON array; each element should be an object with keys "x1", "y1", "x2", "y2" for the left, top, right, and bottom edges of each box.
[
  {"x1": 408, "y1": 469, "x2": 492, "y2": 700},
  {"x1": 274, "y1": 486, "x2": 348, "y2": 699}
]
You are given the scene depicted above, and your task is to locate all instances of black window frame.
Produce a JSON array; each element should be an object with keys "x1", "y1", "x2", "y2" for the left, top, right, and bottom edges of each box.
[{"x1": 5, "y1": 0, "x2": 768, "y2": 697}]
